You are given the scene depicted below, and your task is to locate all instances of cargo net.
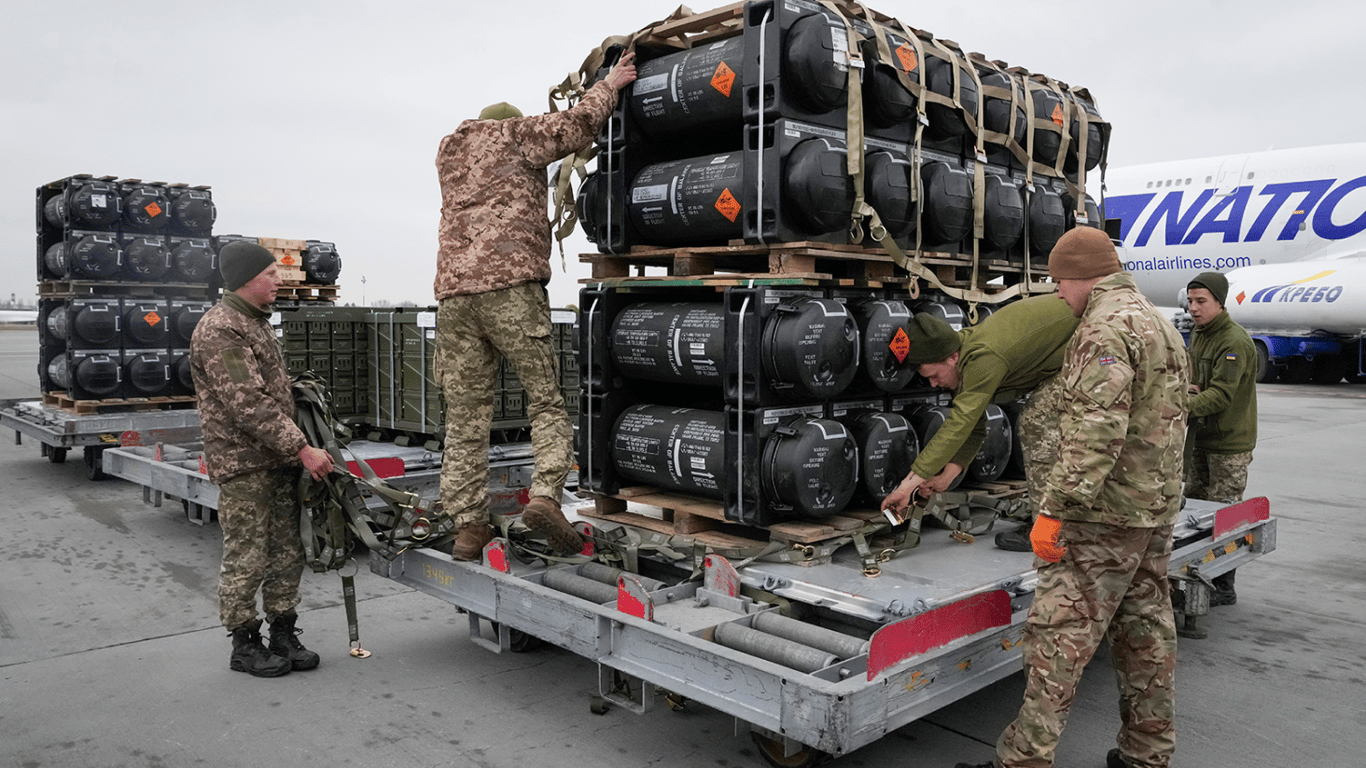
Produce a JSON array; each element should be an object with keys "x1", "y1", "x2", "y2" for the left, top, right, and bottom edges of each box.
[{"x1": 552, "y1": 0, "x2": 1110, "y2": 306}]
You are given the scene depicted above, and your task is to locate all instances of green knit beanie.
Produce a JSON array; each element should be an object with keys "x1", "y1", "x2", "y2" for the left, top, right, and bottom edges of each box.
[
  {"x1": 478, "y1": 102, "x2": 523, "y2": 121},
  {"x1": 904, "y1": 313, "x2": 962, "y2": 365},
  {"x1": 1188, "y1": 271, "x2": 1229, "y2": 307},
  {"x1": 219, "y1": 241, "x2": 276, "y2": 291}
]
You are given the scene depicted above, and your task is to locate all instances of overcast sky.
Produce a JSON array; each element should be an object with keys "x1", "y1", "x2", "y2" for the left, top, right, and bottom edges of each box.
[{"x1": 3, "y1": 0, "x2": 1360, "y2": 310}]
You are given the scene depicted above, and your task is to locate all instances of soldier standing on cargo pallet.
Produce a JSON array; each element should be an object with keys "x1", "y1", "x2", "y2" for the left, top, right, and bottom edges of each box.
[
  {"x1": 190, "y1": 241, "x2": 334, "y2": 678},
  {"x1": 956, "y1": 227, "x2": 1191, "y2": 768},
  {"x1": 879, "y1": 295, "x2": 1079, "y2": 551},
  {"x1": 1183, "y1": 271, "x2": 1257, "y2": 608},
  {"x1": 433, "y1": 52, "x2": 638, "y2": 561}
]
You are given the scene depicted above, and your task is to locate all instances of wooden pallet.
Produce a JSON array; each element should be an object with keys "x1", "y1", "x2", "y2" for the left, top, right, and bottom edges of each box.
[
  {"x1": 636, "y1": 2, "x2": 744, "y2": 51},
  {"x1": 276, "y1": 283, "x2": 338, "y2": 302},
  {"x1": 581, "y1": 241, "x2": 1032, "y2": 293},
  {"x1": 580, "y1": 487, "x2": 876, "y2": 556},
  {"x1": 42, "y1": 391, "x2": 196, "y2": 415}
]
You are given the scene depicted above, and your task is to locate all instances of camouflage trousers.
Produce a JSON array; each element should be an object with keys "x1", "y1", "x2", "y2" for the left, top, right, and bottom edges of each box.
[
  {"x1": 217, "y1": 468, "x2": 305, "y2": 630},
  {"x1": 997, "y1": 521, "x2": 1178, "y2": 768},
  {"x1": 1017, "y1": 374, "x2": 1064, "y2": 518},
  {"x1": 436, "y1": 282, "x2": 573, "y2": 527},
  {"x1": 1185, "y1": 448, "x2": 1251, "y2": 504}
]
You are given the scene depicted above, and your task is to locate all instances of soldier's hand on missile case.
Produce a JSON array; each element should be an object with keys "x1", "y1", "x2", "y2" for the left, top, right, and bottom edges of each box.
[
  {"x1": 298, "y1": 446, "x2": 334, "y2": 481},
  {"x1": 605, "y1": 51, "x2": 638, "y2": 90}
]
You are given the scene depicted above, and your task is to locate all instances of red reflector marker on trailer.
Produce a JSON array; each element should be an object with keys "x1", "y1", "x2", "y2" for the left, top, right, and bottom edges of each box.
[{"x1": 867, "y1": 590, "x2": 1013, "y2": 681}]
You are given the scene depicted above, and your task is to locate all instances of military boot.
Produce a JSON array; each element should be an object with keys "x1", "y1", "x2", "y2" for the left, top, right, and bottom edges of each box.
[
  {"x1": 268, "y1": 611, "x2": 321, "y2": 671},
  {"x1": 521, "y1": 496, "x2": 583, "y2": 555},
  {"x1": 451, "y1": 522, "x2": 494, "y2": 562},
  {"x1": 1210, "y1": 569, "x2": 1237, "y2": 606},
  {"x1": 1107, "y1": 748, "x2": 1134, "y2": 768},
  {"x1": 229, "y1": 620, "x2": 292, "y2": 677},
  {"x1": 994, "y1": 521, "x2": 1033, "y2": 552}
]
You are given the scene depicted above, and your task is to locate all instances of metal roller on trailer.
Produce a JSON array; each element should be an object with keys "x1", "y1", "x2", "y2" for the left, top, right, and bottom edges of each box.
[
  {"x1": 370, "y1": 495, "x2": 1276, "y2": 767},
  {"x1": 1, "y1": 397, "x2": 202, "y2": 481}
]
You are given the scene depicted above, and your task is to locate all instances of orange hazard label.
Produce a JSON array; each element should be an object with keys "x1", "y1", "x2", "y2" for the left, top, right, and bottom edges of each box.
[
  {"x1": 889, "y1": 326, "x2": 910, "y2": 363},
  {"x1": 1236, "y1": 291, "x2": 1247, "y2": 305},
  {"x1": 144, "y1": 202, "x2": 163, "y2": 218},
  {"x1": 711, "y1": 62, "x2": 736, "y2": 97},
  {"x1": 715, "y1": 188, "x2": 741, "y2": 222},
  {"x1": 895, "y1": 45, "x2": 918, "y2": 74},
  {"x1": 143, "y1": 311, "x2": 162, "y2": 327},
  {"x1": 1051, "y1": 103, "x2": 1065, "y2": 126},
  {"x1": 279, "y1": 253, "x2": 298, "y2": 266}
]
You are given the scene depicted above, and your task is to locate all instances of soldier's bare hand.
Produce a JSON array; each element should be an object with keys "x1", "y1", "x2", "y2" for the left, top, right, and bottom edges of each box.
[
  {"x1": 299, "y1": 446, "x2": 334, "y2": 481},
  {"x1": 605, "y1": 51, "x2": 638, "y2": 90}
]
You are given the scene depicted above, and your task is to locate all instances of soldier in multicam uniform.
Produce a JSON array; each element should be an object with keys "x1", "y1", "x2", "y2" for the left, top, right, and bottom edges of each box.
[
  {"x1": 433, "y1": 53, "x2": 637, "y2": 561},
  {"x1": 879, "y1": 295, "x2": 1079, "y2": 553},
  {"x1": 957, "y1": 227, "x2": 1191, "y2": 768},
  {"x1": 191, "y1": 241, "x2": 334, "y2": 677},
  {"x1": 1184, "y1": 271, "x2": 1257, "y2": 606}
]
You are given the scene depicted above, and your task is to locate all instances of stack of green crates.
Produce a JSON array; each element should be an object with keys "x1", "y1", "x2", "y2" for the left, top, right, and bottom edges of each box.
[{"x1": 278, "y1": 306, "x2": 370, "y2": 421}]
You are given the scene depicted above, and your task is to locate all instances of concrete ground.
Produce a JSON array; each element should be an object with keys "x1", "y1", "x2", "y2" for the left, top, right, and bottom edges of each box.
[{"x1": 1, "y1": 327, "x2": 1363, "y2": 768}]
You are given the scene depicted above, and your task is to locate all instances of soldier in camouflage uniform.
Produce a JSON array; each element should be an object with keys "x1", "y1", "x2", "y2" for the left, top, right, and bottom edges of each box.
[
  {"x1": 191, "y1": 241, "x2": 334, "y2": 677},
  {"x1": 880, "y1": 296, "x2": 1078, "y2": 553},
  {"x1": 1184, "y1": 271, "x2": 1257, "y2": 606},
  {"x1": 957, "y1": 227, "x2": 1191, "y2": 768},
  {"x1": 434, "y1": 53, "x2": 637, "y2": 561}
]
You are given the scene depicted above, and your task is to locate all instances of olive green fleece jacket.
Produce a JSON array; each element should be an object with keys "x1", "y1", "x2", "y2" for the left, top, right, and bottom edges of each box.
[{"x1": 1187, "y1": 310, "x2": 1258, "y2": 454}]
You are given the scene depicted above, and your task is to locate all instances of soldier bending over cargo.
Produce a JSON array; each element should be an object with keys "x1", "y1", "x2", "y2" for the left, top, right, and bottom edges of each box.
[
  {"x1": 191, "y1": 241, "x2": 335, "y2": 677},
  {"x1": 879, "y1": 294, "x2": 1078, "y2": 551},
  {"x1": 957, "y1": 227, "x2": 1191, "y2": 768},
  {"x1": 1183, "y1": 271, "x2": 1258, "y2": 607},
  {"x1": 433, "y1": 52, "x2": 637, "y2": 561}
]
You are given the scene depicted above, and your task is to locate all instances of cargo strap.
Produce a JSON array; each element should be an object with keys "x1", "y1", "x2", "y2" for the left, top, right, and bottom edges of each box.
[
  {"x1": 921, "y1": 490, "x2": 1024, "y2": 537},
  {"x1": 293, "y1": 373, "x2": 443, "y2": 655}
]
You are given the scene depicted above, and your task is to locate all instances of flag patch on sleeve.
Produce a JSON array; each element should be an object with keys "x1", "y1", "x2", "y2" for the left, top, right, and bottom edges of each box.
[
  {"x1": 1098, "y1": 355, "x2": 1117, "y2": 366},
  {"x1": 1226, "y1": 353, "x2": 1238, "y2": 360}
]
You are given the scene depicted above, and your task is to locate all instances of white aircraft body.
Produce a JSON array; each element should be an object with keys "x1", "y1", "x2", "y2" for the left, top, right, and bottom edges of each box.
[{"x1": 1103, "y1": 143, "x2": 1366, "y2": 381}]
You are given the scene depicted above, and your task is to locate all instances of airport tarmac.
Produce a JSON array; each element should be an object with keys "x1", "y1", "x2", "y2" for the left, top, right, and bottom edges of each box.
[{"x1": 1, "y1": 326, "x2": 1363, "y2": 768}]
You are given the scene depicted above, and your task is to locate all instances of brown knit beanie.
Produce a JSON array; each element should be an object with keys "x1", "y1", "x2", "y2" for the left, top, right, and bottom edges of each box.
[
  {"x1": 903, "y1": 313, "x2": 962, "y2": 365},
  {"x1": 1048, "y1": 226, "x2": 1122, "y2": 279}
]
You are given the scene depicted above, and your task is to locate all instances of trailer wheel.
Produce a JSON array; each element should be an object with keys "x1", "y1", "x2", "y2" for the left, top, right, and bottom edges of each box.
[
  {"x1": 1253, "y1": 341, "x2": 1276, "y2": 383},
  {"x1": 488, "y1": 622, "x2": 545, "y2": 653},
  {"x1": 750, "y1": 733, "x2": 831, "y2": 768},
  {"x1": 45, "y1": 445, "x2": 68, "y2": 464},
  {"x1": 83, "y1": 446, "x2": 107, "y2": 481}
]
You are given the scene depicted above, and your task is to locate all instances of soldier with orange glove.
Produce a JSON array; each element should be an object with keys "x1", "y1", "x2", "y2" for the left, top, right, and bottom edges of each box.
[{"x1": 956, "y1": 226, "x2": 1191, "y2": 768}]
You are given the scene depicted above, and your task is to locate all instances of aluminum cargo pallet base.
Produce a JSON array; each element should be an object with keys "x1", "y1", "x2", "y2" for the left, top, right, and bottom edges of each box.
[
  {"x1": 2, "y1": 398, "x2": 202, "y2": 479},
  {"x1": 372, "y1": 497, "x2": 1276, "y2": 760}
]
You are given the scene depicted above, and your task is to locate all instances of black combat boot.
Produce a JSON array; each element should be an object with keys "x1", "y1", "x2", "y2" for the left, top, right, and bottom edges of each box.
[
  {"x1": 268, "y1": 611, "x2": 321, "y2": 671},
  {"x1": 229, "y1": 620, "x2": 292, "y2": 677},
  {"x1": 1210, "y1": 569, "x2": 1237, "y2": 606}
]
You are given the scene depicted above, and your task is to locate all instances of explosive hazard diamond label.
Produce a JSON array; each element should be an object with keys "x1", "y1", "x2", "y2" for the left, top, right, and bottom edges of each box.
[
  {"x1": 143, "y1": 311, "x2": 162, "y2": 327},
  {"x1": 715, "y1": 188, "x2": 741, "y2": 222},
  {"x1": 711, "y1": 61, "x2": 736, "y2": 97},
  {"x1": 144, "y1": 202, "x2": 163, "y2": 218},
  {"x1": 895, "y1": 45, "x2": 918, "y2": 74},
  {"x1": 889, "y1": 326, "x2": 910, "y2": 363},
  {"x1": 1051, "y1": 103, "x2": 1065, "y2": 126}
]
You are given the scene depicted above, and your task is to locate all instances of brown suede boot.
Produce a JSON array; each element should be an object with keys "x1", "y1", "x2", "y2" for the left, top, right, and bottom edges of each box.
[
  {"x1": 451, "y1": 522, "x2": 494, "y2": 562},
  {"x1": 520, "y1": 496, "x2": 583, "y2": 555}
]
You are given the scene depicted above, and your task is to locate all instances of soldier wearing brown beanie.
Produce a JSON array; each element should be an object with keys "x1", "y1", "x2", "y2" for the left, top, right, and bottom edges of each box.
[{"x1": 959, "y1": 226, "x2": 1191, "y2": 768}]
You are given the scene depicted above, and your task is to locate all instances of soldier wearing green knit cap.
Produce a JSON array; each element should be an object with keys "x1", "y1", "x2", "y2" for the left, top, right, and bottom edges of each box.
[{"x1": 881, "y1": 294, "x2": 1079, "y2": 554}]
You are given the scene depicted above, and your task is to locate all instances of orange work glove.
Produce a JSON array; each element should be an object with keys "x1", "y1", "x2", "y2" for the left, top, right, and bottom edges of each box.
[{"x1": 1031, "y1": 515, "x2": 1066, "y2": 563}]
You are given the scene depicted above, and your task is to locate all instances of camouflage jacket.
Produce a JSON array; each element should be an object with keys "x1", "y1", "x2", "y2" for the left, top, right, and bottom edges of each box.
[
  {"x1": 433, "y1": 81, "x2": 619, "y2": 300},
  {"x1": 911, "y1": 295, "x2": 1079, "y2": 478},
  {"x1": 1041, "y1": 273, "x2": 1191, "y2": 528},
  {"x1": 1187, "y1": 310, "x2": 1258, "y2": 453},
  {"x1": 190, "y1": 292, "x2": 306, "y2": 483}
]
